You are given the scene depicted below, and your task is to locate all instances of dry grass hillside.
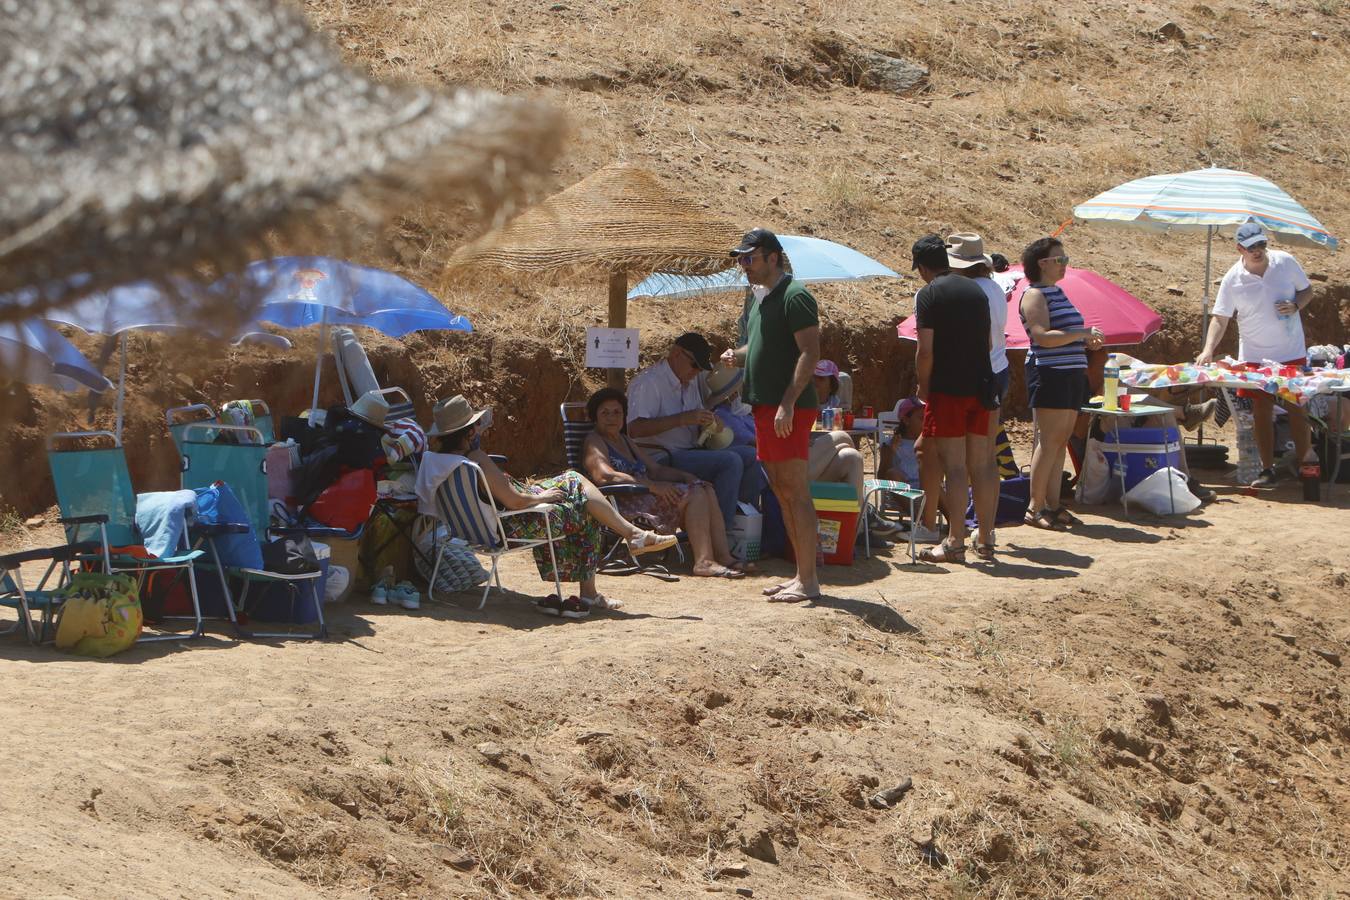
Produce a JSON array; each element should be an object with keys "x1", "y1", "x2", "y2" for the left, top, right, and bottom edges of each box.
[{"x1": 6, "y1": 0, "x2": 1350, "y2": 511}]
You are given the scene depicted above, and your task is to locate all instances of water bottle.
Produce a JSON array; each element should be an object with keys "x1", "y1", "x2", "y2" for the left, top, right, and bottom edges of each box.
[
  {"x1": 1103, "y1": 361, "x2": 1120, "y2": 411},
  {"x1": 1301, "y1": 447, "x2": 1321, "y2": 502},
  {"x1": 1234, "y1": 395, "x2": 1261, "y2": 484}
]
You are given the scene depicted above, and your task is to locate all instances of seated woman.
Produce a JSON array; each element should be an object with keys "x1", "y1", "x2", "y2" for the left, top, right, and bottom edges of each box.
[
  {"x1": 583, "y1": 388, "x2": 749, "y2": 578},
  {"x1": 879, "y1": 397, "x2": 924, "y2": 485},
  {"x1": 415, "y1": 394, "x2": 675, "y2": 615},
  {"x1": 813, "y1": 359, "x2": 847, "y2": 410}
]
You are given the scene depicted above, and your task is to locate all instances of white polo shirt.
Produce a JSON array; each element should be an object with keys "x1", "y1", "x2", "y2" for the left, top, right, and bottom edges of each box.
[
  {"x1": 1212, "y1": 250, "x2": 1311, "y2": 364},
  {"x1": 626, "y1": 359, "x2": 701, "y2": 452}
]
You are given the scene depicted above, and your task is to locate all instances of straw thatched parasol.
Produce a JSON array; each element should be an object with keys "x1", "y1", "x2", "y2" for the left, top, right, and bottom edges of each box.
[
  {"x1": 449, "y1": 164, "x2": 741, "y2": 383},
  {"x1": 0, "y1": 0, "x2": 565, "y2": 328}
]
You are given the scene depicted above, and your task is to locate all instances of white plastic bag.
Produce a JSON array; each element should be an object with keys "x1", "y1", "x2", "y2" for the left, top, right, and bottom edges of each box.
[
  {"x1": 1077, "y1": 438, "x2": 1115, "y2": 505},
  {"x1": 324, "y1": 565, "x2": 350, "y2": 602},
  {"x1": 1122, "y1": 467, "x2": 1199, "y2": 515}
]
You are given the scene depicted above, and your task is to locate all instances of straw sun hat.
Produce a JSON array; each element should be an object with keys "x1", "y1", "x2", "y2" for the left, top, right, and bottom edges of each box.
[{"x1": 427, "y1": 394, "x2": 490, "y2": 437}]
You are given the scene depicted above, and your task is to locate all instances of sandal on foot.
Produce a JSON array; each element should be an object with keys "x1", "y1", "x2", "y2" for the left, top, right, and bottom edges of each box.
[
  {"x1": 973, "y1": 542, "x2": 996, "y2": 561},
  {"x1": 767, "y1": 588, "x2": 821, "y2": 603},
  {"x1": 729, "y1": 560, "x2": 759, "y2": 574},
  {"x1": 583, "y1": 594, "x2": 624, "y2": 612},
  {"x1": 1052, "y1": 507, "x2": 1081, "y2": 527},
  {"x1": 1024, "y1": 509, "x2": 1061, "y2": 530},
  {"x1": 763, "y1": 582, "x2": 794, "y2": 596},
  {"x1": 918, "y1": 541, "x2": 966, "y2": 564},
  {"x1": 694, "y1": 564, "x2": 745, "y2": 579},
  {"x1": 560, "y1": 595, "x2": 591, "y2": 619},
  {"x1": 628, "y1": 530, "x2": 677, "y2": 556}
]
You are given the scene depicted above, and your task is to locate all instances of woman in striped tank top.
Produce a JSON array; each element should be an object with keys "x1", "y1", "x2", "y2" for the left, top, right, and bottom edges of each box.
[{"x1": 1018, "y1": 238, "x2": 1104, "y2": 530}]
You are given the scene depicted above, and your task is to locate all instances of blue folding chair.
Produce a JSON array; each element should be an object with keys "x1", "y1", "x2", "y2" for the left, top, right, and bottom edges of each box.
[
  {"x1": 166, "y1": 403, "x2": 218, "y2": 453},
  {"x1": 178, "y1": 423, "x2": 329, "y2": 639},
  {"x1": 48, "y1": 431, "x2": 205, "y2": 641},
  {"x1": 430, "y1": 459, "x2": 563, "y2": 610}
]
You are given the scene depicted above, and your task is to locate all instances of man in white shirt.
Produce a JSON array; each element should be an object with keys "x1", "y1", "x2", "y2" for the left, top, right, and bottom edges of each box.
[
  {"x1": 1197, "y1": 221, "x2": 1315, "y2": 487},
  {"x1": 627, "y1": 332, "x2": 765, "y2": 525}
]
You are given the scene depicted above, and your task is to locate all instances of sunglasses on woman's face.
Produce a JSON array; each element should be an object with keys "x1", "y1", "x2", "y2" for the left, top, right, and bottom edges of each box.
[{"x1": 1042, "y1": 254, "x2": 1070, "y2": 265}]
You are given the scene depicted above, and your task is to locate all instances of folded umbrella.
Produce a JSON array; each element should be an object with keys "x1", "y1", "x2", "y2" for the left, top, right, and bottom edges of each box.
[{"x1": 0, "y1": 320, "x2": 112, "y2": 392}]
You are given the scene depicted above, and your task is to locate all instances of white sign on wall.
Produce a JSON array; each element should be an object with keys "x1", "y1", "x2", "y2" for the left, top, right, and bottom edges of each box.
[{"x1": 585, "y1": 327, "x2": 640, "y2": 369}]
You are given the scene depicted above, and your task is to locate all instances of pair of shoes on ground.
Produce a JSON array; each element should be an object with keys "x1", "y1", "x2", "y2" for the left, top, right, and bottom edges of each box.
[
  {"x1": 535, "y1": 593, "x2": 626, "y2": 619},
  {"x1": 865, "y1": 511, "x2": 905, "y2": 538},
  {"x1": 917, "y1": 535, "x2": 996, "y2": 564},
  {"x1": 1024, "y1": 507, "x2": 1080, "y2": 529},
  {"x1": 372, "y1": 580, "x2": 420, "y2": 610},
  {"x1": 909, "y1": 522, "x2": 943, "y2": 544}
]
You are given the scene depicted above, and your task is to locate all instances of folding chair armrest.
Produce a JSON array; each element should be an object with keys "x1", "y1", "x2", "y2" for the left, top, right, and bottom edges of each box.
[
  {"x1": 598, "y1": 483, "x2": 649, "y2": 497},
  {"x1": 60, "y1": 513, "x2": 109, "y2": 526},
  {"x1": 0, "y1": 541, "x2": 96, "y2": 569}
]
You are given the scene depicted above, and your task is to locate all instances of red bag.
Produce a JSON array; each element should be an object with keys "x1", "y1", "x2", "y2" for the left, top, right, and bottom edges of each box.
[{"x1": 307, "y1": 468, "x2": 376, "y2": 532}]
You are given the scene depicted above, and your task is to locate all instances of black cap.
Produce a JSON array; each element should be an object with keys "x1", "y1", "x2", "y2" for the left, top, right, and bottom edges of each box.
[
  {"x1": 910, "y1": 234, "x2": 948, "y2": 271},
  {"x1": 674, "y1": 332, "x2": 714, "y2": 371},
  {"x1": 730, "y1": 227, "x2": 784, "y2": 257}
]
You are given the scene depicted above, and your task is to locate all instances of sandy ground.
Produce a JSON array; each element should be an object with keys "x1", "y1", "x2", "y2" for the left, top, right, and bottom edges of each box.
[{"x1": 2, "y1": 461, "x2": 1348, "y2": 898}]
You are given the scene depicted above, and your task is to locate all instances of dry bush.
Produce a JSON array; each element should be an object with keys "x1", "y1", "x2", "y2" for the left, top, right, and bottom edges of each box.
[{"x1": 812, "y1": 170, "x2": 881, "y2": 229}]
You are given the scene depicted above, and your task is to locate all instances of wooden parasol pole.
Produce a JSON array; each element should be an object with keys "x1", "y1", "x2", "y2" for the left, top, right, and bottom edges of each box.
[{"x1": 607, "y1": 269, "x2": 627, "y2": 389}]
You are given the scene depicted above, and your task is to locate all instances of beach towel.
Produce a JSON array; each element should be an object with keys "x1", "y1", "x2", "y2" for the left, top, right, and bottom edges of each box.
[{"x1": 134, "y1": 489, "x2": 197, "y2": 558}]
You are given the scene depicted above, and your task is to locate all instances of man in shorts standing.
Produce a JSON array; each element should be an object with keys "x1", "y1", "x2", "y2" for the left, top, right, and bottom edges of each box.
[
  {"x1": 912, "y1": 233, "x2": 998, "y2": 563},
  {"x1": 720, "y1": 228, "x2": 821, "y2": 603},
  {"x1": 1196, "y1": 221, "x2": 1316, "y2": 487}
]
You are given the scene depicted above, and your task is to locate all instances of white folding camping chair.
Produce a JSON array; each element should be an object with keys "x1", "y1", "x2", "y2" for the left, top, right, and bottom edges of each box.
[
  {"x1": 332, "y1": 326, "x2": 417, "y2": 422},
  {"x1": 429, "y1": 458, "x2": 564, "y2": 609}
]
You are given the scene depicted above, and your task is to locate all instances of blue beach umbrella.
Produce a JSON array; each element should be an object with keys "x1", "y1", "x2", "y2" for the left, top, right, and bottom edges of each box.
[
  {"x1": 627, "y1": 234, "x2": 901, "y2": 300},
  {"x1": 0, "y1": 320, "x2": 112, "y2": 393},
  {"x1": 1073, "y1": 167, "x2": 1339, "y2": 337},
  {"x1": 42, "y1": 278, "x2": 291, "y2": 441},
  {"x1": 225, "y1": 256, "x2": 472, "y2": 415}
]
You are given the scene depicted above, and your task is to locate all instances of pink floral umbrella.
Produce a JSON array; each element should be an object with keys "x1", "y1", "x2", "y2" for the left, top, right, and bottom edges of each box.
[{"x1": 896, "y1": 265, "x2": 1163, "y2": 350}]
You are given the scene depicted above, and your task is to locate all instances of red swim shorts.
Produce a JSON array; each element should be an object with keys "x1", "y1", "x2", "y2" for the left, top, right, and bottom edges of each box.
[
  {"x1": 921, "y1": 392, "x2": 990, "y2": 438},
  {"x1": 753, "y1": 404, "x2": 816, "y2": 462}
]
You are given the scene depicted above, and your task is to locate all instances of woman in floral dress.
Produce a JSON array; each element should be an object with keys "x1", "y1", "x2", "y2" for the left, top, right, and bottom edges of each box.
[{"x1": 416, "y1": 395, "x2": 675, "y2": 616}]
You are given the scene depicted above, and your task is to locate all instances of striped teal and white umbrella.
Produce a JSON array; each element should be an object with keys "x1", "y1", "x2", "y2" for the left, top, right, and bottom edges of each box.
[
  {"x1": 1073, "y1": 167, "x2": 1338, "y2": 251},
  {"x1": 1073, "y1": 167, "x2": 1338, "y2": 345}
]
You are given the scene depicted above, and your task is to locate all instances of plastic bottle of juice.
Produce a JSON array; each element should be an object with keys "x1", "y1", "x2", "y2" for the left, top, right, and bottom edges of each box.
[{"x1": 1102, "y1": 358, "x2": 1120, "y2": 411}]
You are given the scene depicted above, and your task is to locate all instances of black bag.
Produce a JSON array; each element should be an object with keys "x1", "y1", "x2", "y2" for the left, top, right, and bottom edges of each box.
[
  {"x1": 976, "y1": 369, "x2": 1001, "y2": 411},
  {"x1": 262, "y1": 535, "x2": 321, "y2": 575}
]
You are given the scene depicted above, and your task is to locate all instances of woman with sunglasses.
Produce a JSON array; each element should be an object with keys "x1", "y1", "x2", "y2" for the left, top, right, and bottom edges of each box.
[{"x1": 1019, "y1": 238, "x2": 1104, "y2": 529}]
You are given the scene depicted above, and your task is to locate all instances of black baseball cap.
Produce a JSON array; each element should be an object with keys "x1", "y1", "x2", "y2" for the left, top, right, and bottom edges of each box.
[
  {"x1": 910, "y1": 234, "x2": 948, "y2": 271},
  {"x1": 730, "y1": 227, "x2": 784, "y2": 257},
  {"x1": 674, "y1": 332, "x2": 714, "y2": 370}
]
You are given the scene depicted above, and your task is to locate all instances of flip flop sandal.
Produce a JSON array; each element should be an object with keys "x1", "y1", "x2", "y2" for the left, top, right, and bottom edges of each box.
[
  {"x1": 1052, "y1": 507, "x2": 1082, "y2": 527},
  {"x1": 1024, "y1": 509, "x2": 1061, "y2": 530},
  {"x1": 918, "y1": 542, "x2": 966, "y2": 564},
  {"x1": 729, "y1": 560, "x2": 759, "y2": 574},
  {"x1": 534, "y1": 595, "x2": 564, "y2": 617},
  {"x1": 560, "y1": 595, "x2": 591, "y2": 619},
  {"x1": 583, "y1": 593, "x2": 624, "y2": 611},
  {"x1": 762, "y1": 582, "x2": 794, "y2": 596},
  {"x1": 696, "y1": 565, "x2": 745, "y2": 579},
  {"x1": 767, "y1": 589, "x2": 821, "y2": 603}
]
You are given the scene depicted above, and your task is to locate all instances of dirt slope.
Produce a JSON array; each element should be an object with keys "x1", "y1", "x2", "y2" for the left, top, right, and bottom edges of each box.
[{"x1": 2, "y1": 479, "x2": 1348, "y2": 898}]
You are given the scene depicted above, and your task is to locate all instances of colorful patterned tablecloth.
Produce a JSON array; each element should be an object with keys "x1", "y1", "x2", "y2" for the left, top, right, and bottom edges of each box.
[{"x1": 1119, "y1": 360, "x2": 1350, "y2": 407}]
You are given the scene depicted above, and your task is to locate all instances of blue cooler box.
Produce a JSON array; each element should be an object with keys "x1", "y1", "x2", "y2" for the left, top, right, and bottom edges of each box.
[{"x1": 1102, "y1": 427, "x2": 1183, "y2": 491}]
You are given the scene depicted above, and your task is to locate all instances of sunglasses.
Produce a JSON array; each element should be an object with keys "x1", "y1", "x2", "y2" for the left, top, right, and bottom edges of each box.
[
  {"x1": 1243, "y1": 241, "x2": 1268, "y2": 252},
  {"x1": 734, "y1": 251, "x2": 759, "y2": 266},
  {"x1": 1042, "y1": 254, "x2": 1070, "y2": 265}
]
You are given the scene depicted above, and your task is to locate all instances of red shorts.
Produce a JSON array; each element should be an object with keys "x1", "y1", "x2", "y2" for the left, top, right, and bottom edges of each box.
[
  {"x1": 753, "y1": 405, "x2": 816, "y2": 462},
  {"x1": 922, "y1": 393, "x2": 990, "y2": 438}
]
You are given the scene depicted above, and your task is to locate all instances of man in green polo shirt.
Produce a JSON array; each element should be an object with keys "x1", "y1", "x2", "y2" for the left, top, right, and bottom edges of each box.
[{"x1": 721, "y1": 228, "x2": 821, "y2": 603}]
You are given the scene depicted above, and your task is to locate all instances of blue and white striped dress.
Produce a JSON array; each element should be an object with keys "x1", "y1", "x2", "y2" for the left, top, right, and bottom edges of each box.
[{"x1": 1023, "y1": 284, "x2": 1087, "y2": 369}]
